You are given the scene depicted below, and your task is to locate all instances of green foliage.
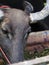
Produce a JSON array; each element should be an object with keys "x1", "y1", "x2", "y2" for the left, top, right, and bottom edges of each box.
[{"x1": 24, "y1": 48, "x2": 49, "y2": 60}]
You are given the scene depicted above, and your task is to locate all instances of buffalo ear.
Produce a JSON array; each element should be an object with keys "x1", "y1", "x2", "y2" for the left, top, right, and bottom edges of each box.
[{"x1": 23, "y1": 1, "x2": 34, "y2": 15}]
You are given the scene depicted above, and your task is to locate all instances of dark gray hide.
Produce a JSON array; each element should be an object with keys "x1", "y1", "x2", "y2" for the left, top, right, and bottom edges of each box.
[{"x1": 0, "y1": 9, "x2": 30, "y2": 64}]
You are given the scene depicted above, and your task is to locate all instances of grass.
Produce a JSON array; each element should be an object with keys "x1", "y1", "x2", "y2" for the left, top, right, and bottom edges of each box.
[{"x1": 24, "y1": 48, "x2": 49, "y2": 60}]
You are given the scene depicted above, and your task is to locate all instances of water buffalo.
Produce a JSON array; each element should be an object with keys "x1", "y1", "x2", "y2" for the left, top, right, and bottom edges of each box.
[
  {"x1": 0, "y1": 8, "x2": 31, "y2": 64},
  {"x1": 0, "y1": 0, "x2": 49, "y2": 65},
  {"x1": 0, "y1": 1, "x2": 34, "y2": 65}
]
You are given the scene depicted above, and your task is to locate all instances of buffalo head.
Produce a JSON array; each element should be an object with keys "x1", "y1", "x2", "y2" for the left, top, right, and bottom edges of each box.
[{"x1": 0, "y1": 8, "x2": 31, "y2": 64}]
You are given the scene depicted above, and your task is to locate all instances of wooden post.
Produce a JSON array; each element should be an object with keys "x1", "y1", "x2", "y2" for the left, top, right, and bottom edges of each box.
[{"x1": 27, "y1": 30, "x2": 49, "y2": 44}]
